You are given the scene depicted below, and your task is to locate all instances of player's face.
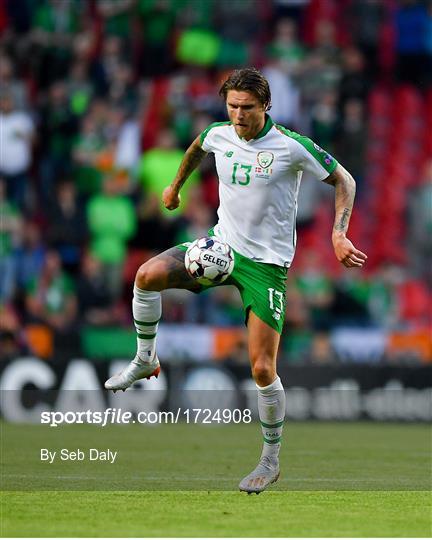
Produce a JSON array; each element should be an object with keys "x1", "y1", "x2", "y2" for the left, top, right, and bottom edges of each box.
[{"x1": 226, "y1": 90, "x2": 266, "y2": 141}]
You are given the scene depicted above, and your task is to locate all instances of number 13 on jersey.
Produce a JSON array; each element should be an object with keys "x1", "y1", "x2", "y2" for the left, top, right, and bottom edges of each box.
[{"x1": 231, "y1": 163, "x2": 252, "y2": 186}]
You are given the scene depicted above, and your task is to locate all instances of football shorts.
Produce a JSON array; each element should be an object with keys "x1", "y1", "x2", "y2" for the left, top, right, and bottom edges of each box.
[{"x1": 176, "y1": 242, "x2": 287, "y2": 334}]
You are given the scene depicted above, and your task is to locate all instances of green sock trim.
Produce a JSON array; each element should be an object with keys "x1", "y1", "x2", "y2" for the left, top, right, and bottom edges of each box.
[
  {"x1": 137, "y1": 332, "x2": 157, "y2": 339},
  {"x1": 134, "y1": 318, "x2": 160, "y2": 326},
  {"x1": 261, "y1": 420, "x2": 284, "y2": 429},
  {"x1": 263, "y1": 436, "x2": 281, "y2": 445}
]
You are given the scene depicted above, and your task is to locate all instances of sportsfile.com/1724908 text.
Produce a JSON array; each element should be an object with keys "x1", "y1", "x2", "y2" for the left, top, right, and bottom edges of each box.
[{"x1": 40, "y1": 408, "x2": 252, "y2": 427}]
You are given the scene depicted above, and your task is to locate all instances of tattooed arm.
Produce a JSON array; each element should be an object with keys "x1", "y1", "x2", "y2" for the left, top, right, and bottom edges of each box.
[
  {"x1": 162, "y1": 136, "x2": 207, "y2": 210},
  {"x1": 323, "y1": 164, "x2": 367, "y2": 268}
]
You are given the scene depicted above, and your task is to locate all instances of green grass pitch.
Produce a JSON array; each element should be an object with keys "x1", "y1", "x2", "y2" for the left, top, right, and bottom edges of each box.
[{"x1": 1, "y1": 422, "x2": 431, "y2": 537}]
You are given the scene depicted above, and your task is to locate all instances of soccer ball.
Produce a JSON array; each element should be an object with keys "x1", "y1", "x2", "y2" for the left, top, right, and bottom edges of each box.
[{"x1": 185, "y1": 237, "x2": 234, "y2": 286}]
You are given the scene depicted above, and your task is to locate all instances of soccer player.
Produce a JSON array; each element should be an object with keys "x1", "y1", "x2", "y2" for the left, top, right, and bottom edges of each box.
[{"x1": 105, "y1": 68, "x2": 367, "y2": 493}]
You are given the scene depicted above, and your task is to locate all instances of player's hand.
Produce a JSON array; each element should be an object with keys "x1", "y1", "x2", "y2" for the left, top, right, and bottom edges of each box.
[
  {"x1": 162, "y1": 186, "x2": 181, "y2": 210},
  {"x1": 332, "y1": 234, "x2": 367, "y2": 268}
]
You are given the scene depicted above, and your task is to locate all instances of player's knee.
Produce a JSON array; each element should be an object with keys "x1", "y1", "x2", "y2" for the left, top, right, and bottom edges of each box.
[
  {"x1": 135, "y1": 259, "x2": 163, "y2": 290},
  {"x1": 251, "y1": 357, "x2": 275, "y2": 386}
]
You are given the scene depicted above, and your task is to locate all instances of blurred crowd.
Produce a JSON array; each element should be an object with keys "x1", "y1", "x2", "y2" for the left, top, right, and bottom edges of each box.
[{"x1": 0, "y1": 0, "x2": 431, "y2": 363}]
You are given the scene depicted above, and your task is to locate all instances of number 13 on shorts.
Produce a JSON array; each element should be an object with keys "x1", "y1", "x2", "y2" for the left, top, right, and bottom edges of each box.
[{"x1": 268, "y1": 288, "x2": 284, "y2": 321}]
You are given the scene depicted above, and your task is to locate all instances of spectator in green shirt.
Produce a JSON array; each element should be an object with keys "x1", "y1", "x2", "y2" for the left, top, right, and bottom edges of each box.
[
  {"x1": 96, "y1": 0, "x2": 135, "y2": 38},
  {"x1": 137, "y1": 129, "x2": 199, "y2": 216},
  {"x1": 72, "y1": 112, "x2": 106, "y2": 196},
  {"x1": 25, "y1": 250, "x2": 77, "y2": 333},
  {"x1": 0, "y1": 179, "x2": 21, "y2": 302},
  {"x1": 30, "y1": 0, "x2": 82, "y2": 85},
  {"x1": 87, "y1": 175, "x2": 137, "y2": 300}
]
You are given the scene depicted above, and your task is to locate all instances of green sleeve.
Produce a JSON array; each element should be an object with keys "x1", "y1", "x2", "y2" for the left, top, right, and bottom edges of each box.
[{"x1": 276, "y1": 124, "x2": 338, "y2": 174}]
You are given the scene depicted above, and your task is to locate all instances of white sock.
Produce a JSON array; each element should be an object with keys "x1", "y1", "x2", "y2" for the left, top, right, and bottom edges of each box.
[
  {"x1": 257, "y1": 376, "x2": 285, "y2": 459},
  {"x1": 132, "y1": 285, "x2": 161, "y2": 362}
]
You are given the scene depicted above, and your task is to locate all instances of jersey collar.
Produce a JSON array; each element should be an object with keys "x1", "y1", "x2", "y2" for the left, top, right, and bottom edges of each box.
[
  {"x1": 237, "y1": 114, "x2": 274, "y2": 142},
  {"x1": 253, "y1": 114, "x2": 274, "y2": 140}
]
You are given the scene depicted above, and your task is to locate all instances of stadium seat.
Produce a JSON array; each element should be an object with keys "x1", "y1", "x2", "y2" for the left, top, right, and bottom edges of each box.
[
  {"x1": 368, "y1": 117, "x2": 391, "y2": 139},
  {"x1": 123, "y1": 249, "x2": 153, "y2": 285},
  {"x1": 368, "y1": 88, "x2": 392, "y2": 116},
  {"x1": 141, "y1": 78, "x2": 170, "y2": 149},
  {"x1": 397, "y1": 280, "x2": 431, "y2": 327},
  {"x1": 394, "y1": 86, "x2": 423, "y2": 114}
]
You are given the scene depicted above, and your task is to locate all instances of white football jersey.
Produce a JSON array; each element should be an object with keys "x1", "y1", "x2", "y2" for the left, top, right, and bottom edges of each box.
[{"x1": 200, "y1": 115, "x2": 338, "y2": 267}]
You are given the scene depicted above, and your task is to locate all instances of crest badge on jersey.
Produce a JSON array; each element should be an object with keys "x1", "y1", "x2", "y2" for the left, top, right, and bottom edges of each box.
[
  {"x1": 255, "y1": 151, "x2": 274, "y2": 181},
  {"x1": 257, "y1": 151, "x2": 274, "y2": 168}
]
